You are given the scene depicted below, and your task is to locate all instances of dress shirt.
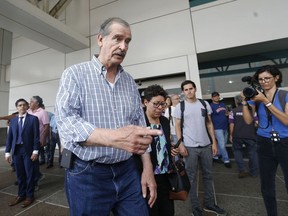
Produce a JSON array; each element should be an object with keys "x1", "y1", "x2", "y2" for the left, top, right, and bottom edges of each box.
[
  {"x1": 49, "y1": 114, "x2": 58, "y2": 134},
  {"x1": 27, "y1": 107, "x2": 50, "y2": 141},
  {"x1": 55, "y1": 56, "x2": 147, "y2": 164}
]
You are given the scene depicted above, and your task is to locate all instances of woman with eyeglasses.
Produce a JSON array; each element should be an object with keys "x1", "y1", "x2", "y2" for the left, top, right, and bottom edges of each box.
[
  {"x1": 241, "y1": 65, "x2": 288, "y2": 216},
  {"x1": 136, "y1": 84, "x2": 179, "y2": 216}
]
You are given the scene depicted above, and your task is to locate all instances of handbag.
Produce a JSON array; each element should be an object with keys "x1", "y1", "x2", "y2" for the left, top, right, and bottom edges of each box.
[{"x1": 168, "y1": 157, "x2": 191, "y2": 201}]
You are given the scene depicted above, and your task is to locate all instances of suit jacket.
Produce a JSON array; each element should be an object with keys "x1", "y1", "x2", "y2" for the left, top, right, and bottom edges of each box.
[{"x1": 5, "y1": 113, "x2": 40, "y2": 156}]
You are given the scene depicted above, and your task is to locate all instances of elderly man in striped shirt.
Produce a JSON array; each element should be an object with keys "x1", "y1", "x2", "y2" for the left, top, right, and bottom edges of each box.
[{"x1": 55, "y1": 17, "x2": 161, "y2": 216}]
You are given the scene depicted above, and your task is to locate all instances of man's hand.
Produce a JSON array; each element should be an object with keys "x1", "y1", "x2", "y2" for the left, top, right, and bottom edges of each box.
[
  {"x1": 253, "y1": 89, "x2": 269, "y2": 104},
  {"x1": 179, "y1": 143, "x2": 188, "y2": 157},
  {"x1": 5, "y1": 155, "x2": 11, "y2": 163},
  {"x1": 114, "y1": 126, "x2": 157, "y2": 154},
  {"x1": 30, "y1": 154, "x2": 38, "y2": 162},
  {"x1": 229, "y1": 135, "x2": 233, "y2": 144},
  {"x1": 141, "y1": 165, "x2": 157, "y2": 208},
  {"x1": 212, "y1": 143, "x2": 218, "y2": 156},
  {"x1": 86, "y1": 125, "x2": 163, "y2": 155}
]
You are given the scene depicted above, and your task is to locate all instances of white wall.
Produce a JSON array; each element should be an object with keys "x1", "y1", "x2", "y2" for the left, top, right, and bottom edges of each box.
[
  {"x1": 192, "y1": 0, "x2": 288, "y2": 53},
  {"x1": 0, "y1": 65, "x2": 9, "y2": 127}
]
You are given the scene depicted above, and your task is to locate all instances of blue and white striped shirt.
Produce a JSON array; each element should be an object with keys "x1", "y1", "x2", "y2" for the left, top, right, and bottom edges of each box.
[{"x1": 55, "y1": 56, "x2": 146, "y2": 163}]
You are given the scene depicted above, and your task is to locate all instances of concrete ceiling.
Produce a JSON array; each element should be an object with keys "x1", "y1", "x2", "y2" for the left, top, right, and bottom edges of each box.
[
  {"x1": 0, "y1": 0, "x2": 89, "y2": 53},
  {"x1": 197, "y1": 38, "x2": 288, "y2": 65}
]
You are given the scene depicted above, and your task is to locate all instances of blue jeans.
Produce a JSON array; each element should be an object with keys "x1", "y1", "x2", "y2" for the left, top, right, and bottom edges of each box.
[
  {"x1": 257, "y1": 136, "x2": 288, "y2": 216},
  {"x1": 47, "y1": 132, "x2": 61, "y2": 166},
  {"x1": 232, "y1": 137, "x2": 258, "y2": 176},
  {"x1": 214, "y1": 129, "x2": 230, "y2": 163},
  {"x1": 65, "y1": 156, "x2": 148, "y2": 216},
  {"x1": 185, "y1": 145, "x2": 215, "y2": 209}
]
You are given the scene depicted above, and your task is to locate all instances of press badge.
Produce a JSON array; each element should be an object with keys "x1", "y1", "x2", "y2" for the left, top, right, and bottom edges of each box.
[{"x1": 270, "y1": 131, "x2": 280, "y2": 142}]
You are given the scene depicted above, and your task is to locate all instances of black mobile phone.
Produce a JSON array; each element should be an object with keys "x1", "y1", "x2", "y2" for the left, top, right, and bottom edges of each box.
[{"x1": 60, "y1": 148, "x2": 73, "y2": 168}]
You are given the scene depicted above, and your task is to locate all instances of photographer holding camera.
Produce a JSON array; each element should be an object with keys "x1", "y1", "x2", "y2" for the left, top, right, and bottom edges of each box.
[{"x1": 241, "y1": 65, "x2": 288, "y2": 216}]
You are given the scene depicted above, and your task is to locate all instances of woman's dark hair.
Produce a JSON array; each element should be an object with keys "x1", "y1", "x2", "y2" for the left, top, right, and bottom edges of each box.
[
  {"x1": 181, "y1": 80, "x2": 196, "y2": 91},
  {"x1": 253, "y1": 65, "x2": 282, "y2": 87},
  {"x1": 15, "y1": 98, "x2": 28, "y2": 107},
  {"x1": 143, "y1": 84, "x2": 167, "y2": 101}
]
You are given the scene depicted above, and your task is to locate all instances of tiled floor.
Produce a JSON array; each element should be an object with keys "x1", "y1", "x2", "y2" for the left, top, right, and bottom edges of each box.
[{"x1": 0, "y1": 146, "x2": 287, "y2": 216}]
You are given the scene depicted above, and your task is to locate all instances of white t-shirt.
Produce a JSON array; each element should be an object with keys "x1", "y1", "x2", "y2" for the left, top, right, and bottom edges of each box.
[
  {"x1": 164, "y1": 106, "x2": 176, "y2": 135},
  {"x1": 173, "y1": 100, "x2": 212, "y2": 147}
]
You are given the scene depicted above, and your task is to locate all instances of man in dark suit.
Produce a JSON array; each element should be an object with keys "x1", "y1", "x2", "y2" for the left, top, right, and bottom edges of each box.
[{"x1": 5, "y1": 98, "x2": 40, "y2": 208}]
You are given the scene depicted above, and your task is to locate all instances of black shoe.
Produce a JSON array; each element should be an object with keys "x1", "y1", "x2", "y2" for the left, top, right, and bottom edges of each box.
[
  {"x1": 213, "y1": 158, "x2": 222, "y2": 164},
  {"x1": 192, "y1": 207, "x2": 202, "y2": 216},
  {"x1": 224, "y1": 162, "x2": 232, "y2": 168},
  {"x1": 46, "y1": 164, "x2": 53, "y2": 169},
  {"x1": 14, "y1": 181, "x2": 18, "y2": 186},
  {"x1": 204, "y1": 204, "x2": 227, "y2": 215}
]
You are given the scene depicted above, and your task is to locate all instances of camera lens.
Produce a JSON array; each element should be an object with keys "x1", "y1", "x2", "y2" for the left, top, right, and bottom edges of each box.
[{"x1": 243, "y1": 86, "x2": 256, "y2": 99}]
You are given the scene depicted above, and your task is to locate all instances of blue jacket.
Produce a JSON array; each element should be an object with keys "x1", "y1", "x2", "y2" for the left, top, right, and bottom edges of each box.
[{"x1": 5, "y1": 113, "x2": 40, "y2": 156}]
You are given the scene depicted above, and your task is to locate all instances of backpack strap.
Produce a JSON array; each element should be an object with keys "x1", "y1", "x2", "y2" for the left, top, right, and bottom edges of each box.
[
  {"x1": 198, "y1": 98, "x2": 208, "y2": 123},
  {"x1": 198, "y1": 98, "x2": 212, "y2": 142},
  {"x1": 278, "y1": 89, "x2": 287, "y2": 112},
  {"x1": 180, "y1": 100, "x2": 185, "y2": 142}
]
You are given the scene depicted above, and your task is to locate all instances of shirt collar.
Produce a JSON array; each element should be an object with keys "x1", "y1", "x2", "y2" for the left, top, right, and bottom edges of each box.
[
  {"x1": 29, "y1": 107, "x2": 42, "y2": 113},
  {"x1": 92, "y1": 55, "x2": 124, "y2": 76},
  {"x1": 19, "y1": 113, "x2": 27, "y2": 118}
]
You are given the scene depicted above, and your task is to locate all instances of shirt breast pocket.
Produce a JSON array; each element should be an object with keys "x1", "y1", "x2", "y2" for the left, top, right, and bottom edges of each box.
[{"x1": 201, "y1": 108, "x2": 207, "y2": 117}]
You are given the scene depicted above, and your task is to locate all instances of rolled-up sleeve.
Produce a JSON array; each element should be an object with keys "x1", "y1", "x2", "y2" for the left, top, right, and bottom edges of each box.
[{"x1": 55, "y1": 67, "x2": 95, "y2": 147}]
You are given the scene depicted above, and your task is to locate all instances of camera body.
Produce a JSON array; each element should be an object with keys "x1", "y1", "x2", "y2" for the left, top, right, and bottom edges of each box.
[{"x1": 242, "y1": 76, "x2": 264, "y2": 100}]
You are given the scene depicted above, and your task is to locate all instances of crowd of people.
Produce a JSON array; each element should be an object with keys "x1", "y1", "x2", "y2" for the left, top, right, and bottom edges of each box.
[{"x1": 2, "y1": 17, "x2": 287, "y2": 216}]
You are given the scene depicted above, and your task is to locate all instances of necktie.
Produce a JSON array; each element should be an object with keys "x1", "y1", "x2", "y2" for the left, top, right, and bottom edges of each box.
[{"x1": 17, "y1": 117, "x2": 24, "y2": 144}]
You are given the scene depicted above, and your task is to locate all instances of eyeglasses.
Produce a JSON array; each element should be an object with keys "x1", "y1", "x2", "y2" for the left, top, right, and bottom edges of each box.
[
  {"x1": 150, "y1": 101, "x2": 167, "y2": 108},
  {"x1": 258, "y1": 77, "x2": 273, "y2": 83}
]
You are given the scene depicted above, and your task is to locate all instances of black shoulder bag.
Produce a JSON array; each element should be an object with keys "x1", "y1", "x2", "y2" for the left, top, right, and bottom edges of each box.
[{"x1": 168, "y1": 100, "x2": 191, "y2": 201}]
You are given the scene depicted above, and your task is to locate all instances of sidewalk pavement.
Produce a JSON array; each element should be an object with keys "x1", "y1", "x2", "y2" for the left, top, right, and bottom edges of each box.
[{"x1": 0, "y1": 146, "x2": 287, "y2": 216}]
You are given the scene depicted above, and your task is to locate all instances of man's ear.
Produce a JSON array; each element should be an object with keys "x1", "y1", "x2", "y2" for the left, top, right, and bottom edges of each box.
[
  {"x1": 143, "y1": 99, "x2": 149, "y2": 107},
  {"x1": 97, "y1": 34, "x2": 103, "y2": 48}
]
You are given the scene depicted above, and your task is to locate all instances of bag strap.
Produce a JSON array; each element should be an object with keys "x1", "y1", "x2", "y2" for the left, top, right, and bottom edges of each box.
[
  {"x1": 278, "y1": 89, "x2": 287, "y2": 112},
  {"x1": 180, "y1": 100, "x2": 185, "y2": 142},
  {"x1": 198, "y1": 98, "x2": 208, "y2": 123}
]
